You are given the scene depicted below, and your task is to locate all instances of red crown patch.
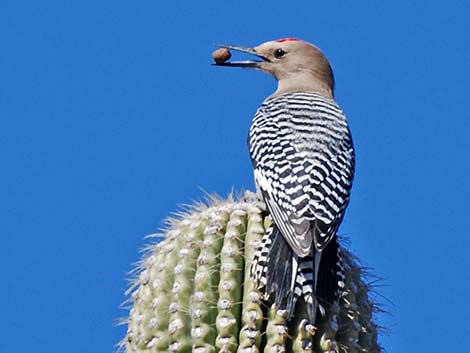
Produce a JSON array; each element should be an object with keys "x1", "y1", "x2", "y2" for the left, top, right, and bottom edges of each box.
[{"x1": 276, "y1": 38, "x2": 301, "y2": 43}]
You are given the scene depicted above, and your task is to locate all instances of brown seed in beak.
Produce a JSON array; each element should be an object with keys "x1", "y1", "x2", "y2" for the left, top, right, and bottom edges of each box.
[{"x1": 212, "y1": 47, "x2": 231, "y2": 64}]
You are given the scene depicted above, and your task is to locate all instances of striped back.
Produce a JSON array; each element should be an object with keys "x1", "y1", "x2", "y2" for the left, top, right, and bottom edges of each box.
[{"x1": 248, "y1": 91, "x2": 355, "y2": 253}]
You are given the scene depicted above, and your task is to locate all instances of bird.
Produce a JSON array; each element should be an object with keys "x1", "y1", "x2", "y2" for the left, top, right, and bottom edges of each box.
[{"x1": 214, "y1": 38, "x2": 355, "y2": 323}]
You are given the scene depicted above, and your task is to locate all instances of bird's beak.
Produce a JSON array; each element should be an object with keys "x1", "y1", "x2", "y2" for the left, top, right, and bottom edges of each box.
[{"x1": 213, "y1": 44, "x2": 271, "y2": 68}]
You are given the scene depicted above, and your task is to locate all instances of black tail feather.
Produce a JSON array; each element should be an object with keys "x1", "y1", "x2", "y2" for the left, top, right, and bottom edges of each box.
[
  {"x1": 252, "y1": 225, "x2": 308, "y2": 319},
  {"x1": 297, "y1": 253, "x2": 317, "y2": 321},
  {"x1": 251, "y1": 224, "x2": 344, "y2": 323},
  {"x1": 265, "y1": 225, "x2": 293, "y2": 308},
  {"x1": 316, "y1": 236, "x2": 344, "y2": 310}
]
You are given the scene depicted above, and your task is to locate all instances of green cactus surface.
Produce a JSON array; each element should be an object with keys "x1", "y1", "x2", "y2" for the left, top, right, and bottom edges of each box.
[{"x1": 122, "y1": 193, "x2": 381, "y2": 353}]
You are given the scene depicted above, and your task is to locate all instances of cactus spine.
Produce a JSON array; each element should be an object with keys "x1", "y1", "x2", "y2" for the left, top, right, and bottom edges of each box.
[{"x1": 122, "y1": 193, "x2": 381, "y2": 353}]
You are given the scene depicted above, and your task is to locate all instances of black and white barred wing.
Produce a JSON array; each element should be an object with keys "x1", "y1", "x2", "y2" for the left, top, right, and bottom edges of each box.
[
  {"x1": 249, "y1": 109, "x2": 312, "y2": 257},
  {"x1": 249, "y1": 92, "x2": 355, "y2": 255}
]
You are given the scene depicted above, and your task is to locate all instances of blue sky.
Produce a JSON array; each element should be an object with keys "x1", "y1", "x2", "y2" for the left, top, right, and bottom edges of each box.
[{"x1": 1, "y1": 1, "x2": 469, "y2": 352}]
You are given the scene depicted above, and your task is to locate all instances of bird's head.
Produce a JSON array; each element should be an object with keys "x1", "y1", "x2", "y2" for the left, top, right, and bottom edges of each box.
[{"x1": 215, "y1": 38, "x2": 335, "y2": 98}]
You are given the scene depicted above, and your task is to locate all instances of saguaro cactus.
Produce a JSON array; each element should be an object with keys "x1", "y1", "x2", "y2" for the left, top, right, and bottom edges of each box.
[{"x1": 122, "y1": 193, "x2": 381, "y2": 353}]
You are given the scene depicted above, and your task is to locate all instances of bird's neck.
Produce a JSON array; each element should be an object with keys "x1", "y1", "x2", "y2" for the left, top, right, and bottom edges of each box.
[{"x1": 273, "y1": 75, "x2": 334, "y2": 99}]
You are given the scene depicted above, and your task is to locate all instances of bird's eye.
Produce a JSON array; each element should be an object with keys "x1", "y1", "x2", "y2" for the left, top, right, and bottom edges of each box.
[{"x1": 274, "y1": 48, "x2": 287, "y2": 58}]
